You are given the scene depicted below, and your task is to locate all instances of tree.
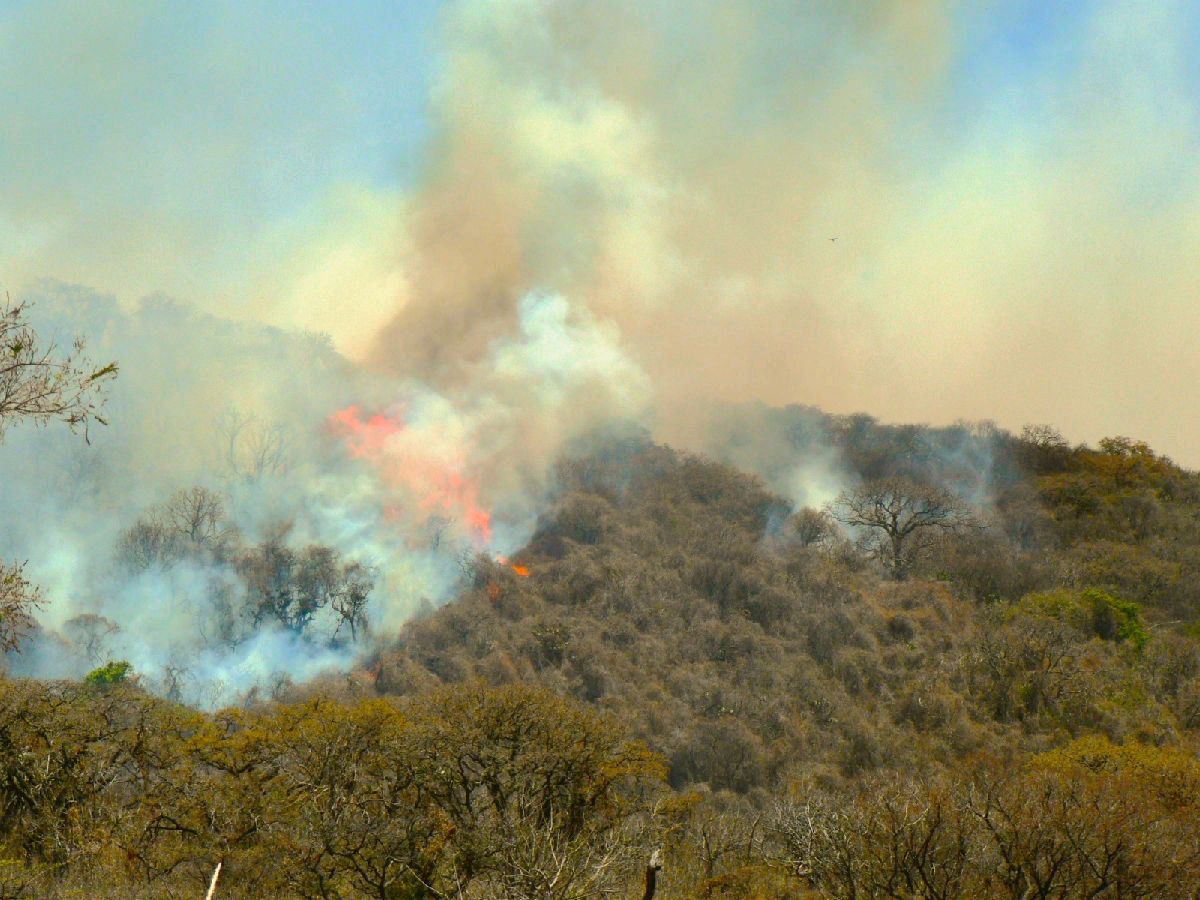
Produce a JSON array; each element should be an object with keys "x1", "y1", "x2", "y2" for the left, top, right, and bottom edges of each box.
[
  {"x1": 255, "y1": 698, "x2": 449, "y2": 899},
  {"x1": 786, "y1": 508, "x2": 835, "y2": 548},
  {"x1": 829, "y1": 477, "x2": 982, "y2": 579},
  {"x1": 216, "y1": 407, "x2": 288, "y2": 481},
  {"x1": 116, "y1": 517, "x2": 181, "y2": 571},
  {"x1": 0, "y1": 294, "x2": 116, "y2": 440},
  {"x1": 1017, "y1": 424, "x2": 1072, "y2": 474},
  {"x1": 116, "y1": 486, "x2": 230, "y2": 571},
  {"x1": 0, "y1": 562, "x2": 42, "y2": 652},
  {"x1": 330, "y1": 560, "x2": 374, "y2": 642},
  {"x1": 405, "y1": 682, "x2": 665, "y2": 895},
  {"x1": 239, "y1": 540, "x2": 376, "y2": 639},
  {"x1": 773, "y1": 778, "x2": 974, "y2": 899},
  {"x1": 0, "y1": 296, "x2": 116, "y2": 651},
  {"x1": 161, "y1": 486, "x2": 228, "y2": 548},
  {"x1": 63, "y1": 613, "x2": 120, "y2": 662},
  {"x1": 84, "y1": 660, "x2": 133, "y2": 688}
]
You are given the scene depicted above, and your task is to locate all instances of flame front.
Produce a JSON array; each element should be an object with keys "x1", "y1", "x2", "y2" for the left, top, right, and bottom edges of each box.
[
  {"x1": 329, "y1": 404, "x2": 493, "y2": 544},
  {"x1": 496, "y1": 555, "x2": 530, "y2": 577}
]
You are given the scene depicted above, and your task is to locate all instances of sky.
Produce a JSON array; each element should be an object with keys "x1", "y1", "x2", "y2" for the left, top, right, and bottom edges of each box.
[{"x1": 2, "y1": 0, "x2": 1199, "y2": 464}]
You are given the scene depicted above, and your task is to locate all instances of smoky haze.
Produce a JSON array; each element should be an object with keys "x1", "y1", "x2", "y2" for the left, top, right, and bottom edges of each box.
[
  {"x1": 369, "y1": 0, "x2": 1200, "y2": 466},
  {"x1": 0, "y1": 283, "x2": 648, "y2": 704},
  {"x1": 4, "y1": 1, "x2": 1197, "y2": 461},
  {"x1": 3, "y1": 2, "x2": 1197, "y2": 462}
]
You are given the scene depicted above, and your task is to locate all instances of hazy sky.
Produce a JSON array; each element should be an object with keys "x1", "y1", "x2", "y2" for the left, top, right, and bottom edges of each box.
[{"x1": 3, "y1": 0, "x2": 1199, "y2": 463}]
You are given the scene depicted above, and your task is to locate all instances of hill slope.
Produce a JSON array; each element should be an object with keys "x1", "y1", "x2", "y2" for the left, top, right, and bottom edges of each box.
[
  {"x1": 6, "y1": 417, "x2": 1200, "y2": 897},
  {"x1": 367, "y1": 423, "x2": 1200, "y2": 797}
]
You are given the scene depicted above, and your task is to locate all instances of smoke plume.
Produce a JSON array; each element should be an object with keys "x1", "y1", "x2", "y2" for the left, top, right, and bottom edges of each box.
[
  {"x1": 1, "y1": 0, "x2": 1198, "y2": 699},
  {"x1": 366, "y1": 0, "x2": 1200, "y2": 463},
  {"x1": 0, "y1": 283, "x2": 647, "y2": 704}
]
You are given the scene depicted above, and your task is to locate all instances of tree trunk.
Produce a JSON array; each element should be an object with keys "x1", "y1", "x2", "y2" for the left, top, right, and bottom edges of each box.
[{"x1": 643, "y1": 849, "x2": 663, "y2": 900}]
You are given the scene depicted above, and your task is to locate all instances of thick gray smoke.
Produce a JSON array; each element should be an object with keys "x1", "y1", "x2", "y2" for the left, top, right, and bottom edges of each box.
[{"x1": 1, "y1": 282, "x2": 648, "y2": 705}]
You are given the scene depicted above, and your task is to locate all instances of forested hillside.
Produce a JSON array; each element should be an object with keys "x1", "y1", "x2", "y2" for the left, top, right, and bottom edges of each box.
[
  {"x1": 5, "y1": 411, "x2": 1200, "y2": 897},
  {"x1": 374, "y1": 420, "x2": 1200, "y2": 786}
]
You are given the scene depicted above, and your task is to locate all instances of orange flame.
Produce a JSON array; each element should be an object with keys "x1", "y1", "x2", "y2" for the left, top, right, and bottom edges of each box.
[
  {"x1": 328, "y1": 404, "x2": 493, "y2": 544},
  {"x1": 330, "y1": 405, "x2": 402, "y2": 459},
  {"x1": 495, "y1": 555, "x2": 531, "y2": 577}
]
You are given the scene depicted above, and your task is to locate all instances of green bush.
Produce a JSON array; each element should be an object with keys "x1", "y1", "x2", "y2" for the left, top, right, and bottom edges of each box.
[
  {"x1": 1013, "y1": 588, "x2": 1148, "y2": 651},
  {"x1": 84, "y1": 659, "x2": 133, "y2": 687}
]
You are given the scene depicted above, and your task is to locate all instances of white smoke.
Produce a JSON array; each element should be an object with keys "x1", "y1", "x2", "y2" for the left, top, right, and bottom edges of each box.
[{"x1": 0, "y1": 282, "x2": 648, "y2": 706}]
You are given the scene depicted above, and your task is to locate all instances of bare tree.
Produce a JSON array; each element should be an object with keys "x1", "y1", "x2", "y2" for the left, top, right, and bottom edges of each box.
[
  {"x1": 0, "y1": 294, "x2": 117, "y2": 441},
  {"x1": 216, "y1": 408, "x2": 288, "y2": 481},
  {"x1": 116, "y1": 487, "x2": 230, "y2": 570},
  {"x1": 159, "y1": 661, "x2": 190, "y2": 702},
  {"x1": 1017, "y1": 423, "x2": 1072, "y2": 474},
  {"x1": 481, "y1": 806, "x2": 645, "y2": 899},
  {"x1": 330, "y1": 561, "x2": 375, "y2": 642},
  {"x1": 161, "y1": 486, "x2": 228, "y2": 548},
  {"x1": 116, "y1": 518, "x2": 181, "y2": 571},
  {"x1": 63, "y1": 613, "x2": 120, "y2": 662},
  {"x1": 772, "y1": 780, "x2": 976, "y2": 900},
  {"x1": 0, "y1": 295, "x2": 116, "y2": 651},
  {"x1": 787, "y1": 508, "x2": 836, "y2": 548},
  {"x1": 829, "y1": 477, "x2": 982, "y2": 579}
]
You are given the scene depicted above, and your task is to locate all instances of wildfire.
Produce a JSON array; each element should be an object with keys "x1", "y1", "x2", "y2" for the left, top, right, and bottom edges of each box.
[
  {"x1": 329, "y1": 405, "x2": 402, "y2": 459},
  {"x1": 496, "y1": 556, "x2": 530, "y2": 577},
  {"x1": 328, "y1": 404, "x2": 493, "y2": 544}
]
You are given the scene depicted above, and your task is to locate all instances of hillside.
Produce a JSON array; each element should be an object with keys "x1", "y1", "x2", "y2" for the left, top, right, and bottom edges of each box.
[
  {"x1": 368, "y1": 420, "x2": 1200, "y2": 788},
  {"x1": 5, "y1": 416, "x2": 1200, "y2": 897}
]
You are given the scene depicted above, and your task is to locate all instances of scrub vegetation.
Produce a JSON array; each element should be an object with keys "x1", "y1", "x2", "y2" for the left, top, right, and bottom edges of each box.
[{"x1": 5, "y1": 299, "x2": 1200, "y2": 897}]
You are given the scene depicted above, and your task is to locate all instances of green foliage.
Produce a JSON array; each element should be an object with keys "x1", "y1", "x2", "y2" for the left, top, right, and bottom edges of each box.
[
  {"x1": 83, "y1": 659, "x2": 132, "y2": 687},
  {"x1": 1014, "y1": 587, "x2": 1148, "y2": 651}
]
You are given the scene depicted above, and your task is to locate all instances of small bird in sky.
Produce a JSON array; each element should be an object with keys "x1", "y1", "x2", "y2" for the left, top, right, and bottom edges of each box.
[{"x1": 829, "y1": 237, "x2": 838, "y2": 242}]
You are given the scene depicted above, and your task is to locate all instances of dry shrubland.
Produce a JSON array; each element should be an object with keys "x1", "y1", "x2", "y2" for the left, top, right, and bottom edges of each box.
[{"x1": 5, "y1": 298, "x2": 1200, "y2": 896}]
